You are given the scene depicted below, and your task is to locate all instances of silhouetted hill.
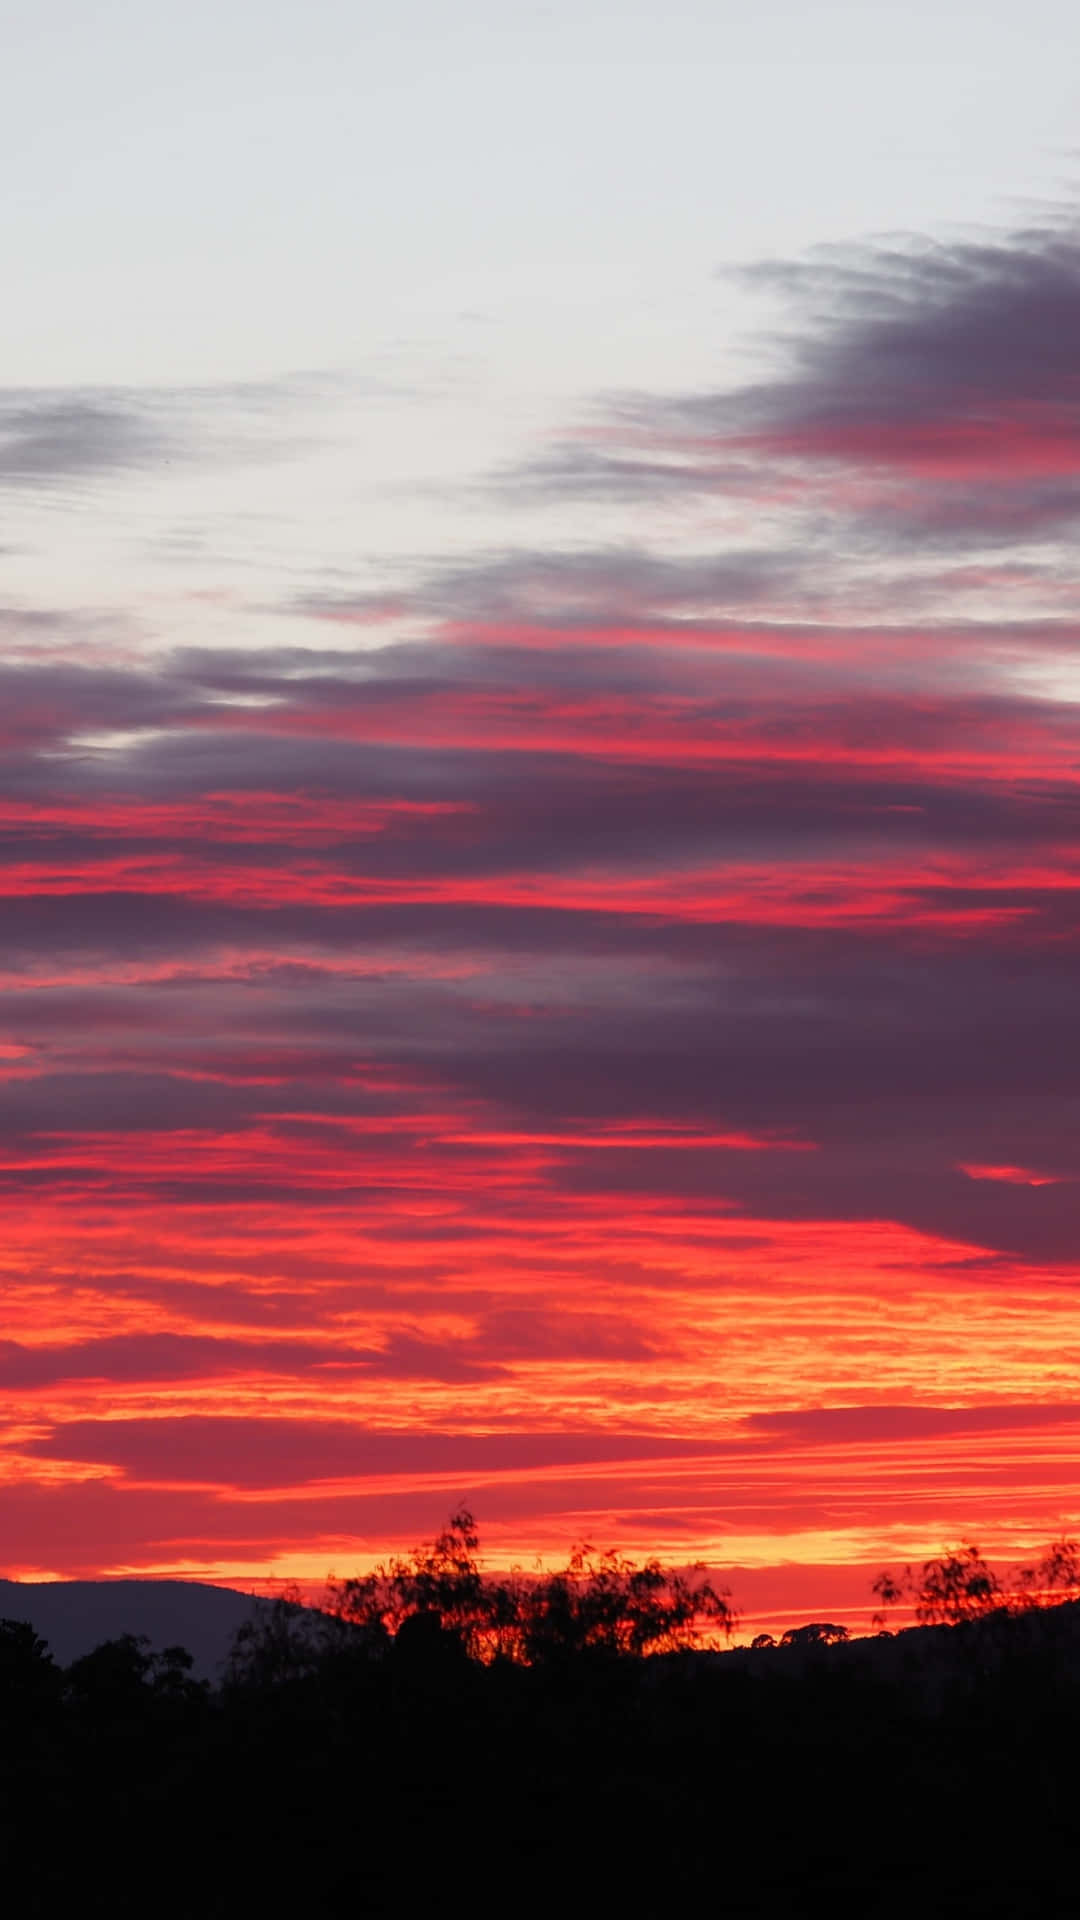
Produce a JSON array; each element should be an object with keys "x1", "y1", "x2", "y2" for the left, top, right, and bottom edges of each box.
[
  {"x1": 0, "y1": 1577, "x2": 260, "y2": 1678},
  {"x1": 718, "y1": 1592, "x2": 1080, "y2": 1696}
]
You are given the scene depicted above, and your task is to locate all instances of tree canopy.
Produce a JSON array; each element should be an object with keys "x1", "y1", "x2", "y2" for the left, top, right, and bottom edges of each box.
[
  {"x1": 872, "y1": 1536, "x2": 1080, "y2": 1628},
  {"x1": 323, "y1": 1508, "x2": 737, "y2": 1665}
]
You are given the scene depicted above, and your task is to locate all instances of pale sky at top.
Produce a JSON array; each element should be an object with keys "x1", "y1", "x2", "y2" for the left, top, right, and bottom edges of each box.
[
  {"x1": 2, "y1": 0, "x2": 1078, "y2": 661},
  {"x1": 5, "y1": 0, "x2": 1078, "y2": 391}
]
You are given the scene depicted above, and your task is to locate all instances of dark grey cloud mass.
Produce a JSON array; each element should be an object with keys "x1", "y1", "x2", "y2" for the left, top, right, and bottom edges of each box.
[{"x1": 505, "y1": 219, "x2": 1080, "y2": 548}]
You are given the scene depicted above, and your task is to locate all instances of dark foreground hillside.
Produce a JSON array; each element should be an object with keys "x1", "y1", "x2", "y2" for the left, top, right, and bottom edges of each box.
[{"x1": 4, "y1": 1600, "x2": 1080, "y2": 1915}]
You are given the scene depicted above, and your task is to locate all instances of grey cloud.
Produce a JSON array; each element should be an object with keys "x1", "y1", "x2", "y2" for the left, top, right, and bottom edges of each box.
[
  {"x1": 8, "y1": 906, "x2": 1080, "y2": 1261},
  {"x1": 496, "y1": 444, "x2": 749, "y2": 505},
  {"x1": 0, "y1": 369, "x2": 349, "y2": 494},
  {"x1": 733, "y1": 224, "x2": 1080, "y2": 410},
  {"x1": 504, "y1": 217, "x2": 1080, "y2": 548},
  {"x1": 0, "y1": 394, "x2": 168, "y2": 487},
  {"x1": 300, "y1": 543, "x2": 805, "y2": 629}
]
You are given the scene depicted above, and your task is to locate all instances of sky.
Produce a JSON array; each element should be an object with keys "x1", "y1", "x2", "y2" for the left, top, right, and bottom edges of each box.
[{"x1": 4, "y1": 0, "x2": 1080, "y2": 1636}]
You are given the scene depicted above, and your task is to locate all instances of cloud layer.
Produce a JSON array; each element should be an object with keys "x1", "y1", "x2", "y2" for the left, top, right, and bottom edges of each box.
[{"x1": 4, "y1": 214, "x2": 1080, "y2": 1631}]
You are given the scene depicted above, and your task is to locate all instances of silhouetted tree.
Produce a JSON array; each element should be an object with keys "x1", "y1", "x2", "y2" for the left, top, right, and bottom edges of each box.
[
  {"x1": 779, "y1": 1621, "x2": 849, "y2": 1647},
  {"x1": 324, "y1": 1509, "x2": 736, "y2": 1664},
  {"x1": 64, "y1": 1631, "x2": 156, "y2": 1706},
  {"x1": 872, "y1": 1543, "x2": 1002, "y2": 1627},
  {"x1": 1015, "y1": 1535, "x2": 1080, "y2": 1608},
  {"x1": 226, "y1": 1583, "x2": 384, "y2": 1688},
  {"x1": 873, "y1": 1536, "x2": 1080, "y2": 1629},
  {"x1": 329, "y1": 1509, "x2": 490, "y2": 1657},
  {"x1": 148, "y1": 1642, "x2": 209, "y2": 1705},
  {"x1": 61, "y1": 1631, "x2": 207, "y2": 1720},
  {"x1": 0, "y1": 1617, "x2": 59, "y2": 1714},
  {"x1": 511, "y1": 1544, "x2": 735, "y2": 1664}
]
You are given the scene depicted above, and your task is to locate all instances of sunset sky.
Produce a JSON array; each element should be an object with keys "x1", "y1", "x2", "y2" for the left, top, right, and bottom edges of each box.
[{"x1": 5, "y1": 0, "x2": 1080, "y2": 1635}]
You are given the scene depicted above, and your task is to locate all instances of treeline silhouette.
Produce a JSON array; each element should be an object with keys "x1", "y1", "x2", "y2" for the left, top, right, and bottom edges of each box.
[{"x1": 5, "y1": 1515, "x2": 1080, "y2": 1914}]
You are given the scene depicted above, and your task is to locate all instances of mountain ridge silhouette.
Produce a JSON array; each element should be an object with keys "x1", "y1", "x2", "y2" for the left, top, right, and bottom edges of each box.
[{"x1": 0, "y1": 1576, "x2": 265, "y2": 1678}]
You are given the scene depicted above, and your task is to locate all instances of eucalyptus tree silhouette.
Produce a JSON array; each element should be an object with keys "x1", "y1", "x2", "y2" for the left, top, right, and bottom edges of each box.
[
  {"x1": 872, "y1": 1544, "x2": 1002, "y2": 1627},
  {"x1": 1015, "y1": 1536, "x2": 1080, "y2": 1606},
  {"x1": 873, "y1": 1536, "x2": 1080, "y2": 1629},
  {"x1": 322, "y1": 1508, "x2": 737, "y2": 1664}
]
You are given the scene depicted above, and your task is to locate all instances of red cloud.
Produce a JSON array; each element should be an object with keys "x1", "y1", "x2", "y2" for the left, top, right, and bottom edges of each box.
[{"x1": 958, "y1": 1164, "x2": 1066, "y2": 1187}]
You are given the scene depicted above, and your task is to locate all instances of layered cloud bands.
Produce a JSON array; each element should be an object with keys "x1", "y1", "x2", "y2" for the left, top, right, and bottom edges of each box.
[{"x1": 4, "y1": 218, "x2": 1080, "y2": 1633}]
